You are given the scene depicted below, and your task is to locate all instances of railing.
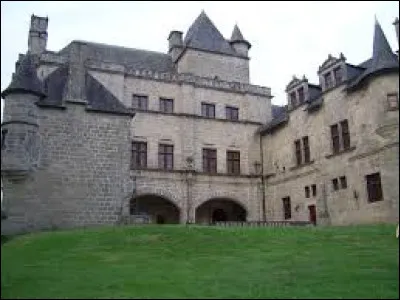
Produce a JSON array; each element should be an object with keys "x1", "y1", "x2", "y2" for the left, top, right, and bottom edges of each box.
[{"x1": 212, "y1": 221, "x2": 313, "y2": 227}]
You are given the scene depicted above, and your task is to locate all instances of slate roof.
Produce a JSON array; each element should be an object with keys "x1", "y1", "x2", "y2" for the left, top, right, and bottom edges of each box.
[
  {"x1": 37, "y1": 65, "x2": 69, "y2": 107},
  {"x1": 347, "y1": 19, "x2": 399, "y2": 90},
  {"x1": 1, "y1": 53, "x2": 46, "y2": 99},
  {"x1": 258, "y1": 104, "x2": 289, "y2": 135},
  {"x1": 183, "y1": 11, "x2": 237, "y2": 56},
  {"x1": 85, "y1": 73, "x2": 132, "y2": 115},
  {"x1": 60, "y1": 40, "x2": 175, "y2": 73}
]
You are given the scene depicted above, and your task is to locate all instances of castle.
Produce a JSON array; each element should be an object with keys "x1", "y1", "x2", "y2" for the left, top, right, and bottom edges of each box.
[{"x1": 1, "y1": 11, "x2": 399, "y2": 234}]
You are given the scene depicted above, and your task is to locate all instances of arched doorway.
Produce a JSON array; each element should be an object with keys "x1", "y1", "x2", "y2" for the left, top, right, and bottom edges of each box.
[
  {"x1": 195, "y1": 198, "x2": 247, "y2": 224},
  {"x1": 130, "y1": 194, "x2": 180, "y2": 224}
]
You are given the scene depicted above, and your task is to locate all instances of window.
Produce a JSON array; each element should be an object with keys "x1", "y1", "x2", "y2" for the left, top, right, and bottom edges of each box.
[
  {"x1": 366, "y1": 172, "x2": 383, "y2": 203},
  {"x1": 324, "y1": 72, "x2": 333, "y2": 89},
  {"x1": 298, "y1": 87, "x2": 305, "y2": 103},
  {"x1": 332, "y1": 178, "x2": 339, "y2": 191},
  {"x1": 227, "y1": 151, "x2": 240, "y2": 174},
  {"x1": 334, "y1": 67, "x2": 343, "y2": 85},
  {"x1": 203, "y1": 148, "x2": 217, "y2": 173},
  {"x1": 226, "y1": 106, "x2": 239, "y2": 121},
  {"x1": 339, "y1": 176, "x2": 347, "y2": 189},
  {"x1": 201, "y1": 103, "x2": 215, "y2": 118},
  {"x1": 303, "y1": 136, "x2": 310, "y2": 163},
  {"x1": 305, "y1": 186, "x2": 310, "y2": 198},
  {"x1": 158, "y1": 144, "x2": 174, "y2": 170},
  {"x1": 1, "y1": 129, "x2": 8, "y2": 150},
  {"x1": 330, "y1": 124, "x2": 340, "y2": 153},
  {"x1": 132, "y1": 94, "x2": 148, "y2": 110},
  {"x1": 282, "y1": 197, "x2": 291, "y2": 220},
  {"x1": 387, "y1": 93, "x2": 399, "y2": 110},
  {"x1": 159, "y1": 98, "x2": 174, "y2": 113},
  {"x1": 330, "y1": 120, "x2": 351, "y2": 153},
  {"x1": 290, "y1": 92, "x2": 297, "y2": 107},
  {"x1": 131, "y1": 141, "x2": 147, "y2": 169},
  {"x1": 294, "y1": 136, "x2": 311, "y2": 166},
  {"x1": 295, "y1": 139, "x2": 302, "y2": 165},
  {"x1": 340, "y1": 120, "x2": 350, "y2": 150},
  {"x1": 311, "y1": 184, "x2": 317, "y2": 196}
]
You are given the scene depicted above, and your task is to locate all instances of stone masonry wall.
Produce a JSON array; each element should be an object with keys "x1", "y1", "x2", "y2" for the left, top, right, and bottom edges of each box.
[{"x1": 1, "y1": 103, "x2": 133, "y2": 235}]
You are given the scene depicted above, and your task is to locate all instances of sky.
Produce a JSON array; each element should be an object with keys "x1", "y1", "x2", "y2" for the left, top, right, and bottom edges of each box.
[{"x1": 1, "y1": 1, "x2": 399, "y2": 120}]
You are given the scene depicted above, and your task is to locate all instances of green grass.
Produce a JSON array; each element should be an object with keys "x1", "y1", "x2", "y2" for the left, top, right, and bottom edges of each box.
[{"x1": 1, "y1": 224, "x2": 399, "y2": 299}]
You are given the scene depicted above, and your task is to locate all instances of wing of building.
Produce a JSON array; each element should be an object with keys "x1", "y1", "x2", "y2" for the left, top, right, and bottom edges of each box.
[{"x1": 0, "y1": 12, "x2": 398, "y2": 234}]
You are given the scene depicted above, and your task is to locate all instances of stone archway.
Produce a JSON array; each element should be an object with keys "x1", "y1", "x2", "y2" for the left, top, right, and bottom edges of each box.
[
  {"x1": 130, "y1": 194, "x2": 180, "y2": 224},
  {"x1": 195, "y1": 198, "x2": 247, "y2": 224}
]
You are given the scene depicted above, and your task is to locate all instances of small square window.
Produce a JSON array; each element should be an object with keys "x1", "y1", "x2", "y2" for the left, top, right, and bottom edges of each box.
[
  {"x1": 311, "y1": 184, "x2": 317, "y2": 196},
  {"x1": 339, "y1": 176, "x2": 347, "y2": 189},
  {"x1": 387, "y1": 93, "x2": 399, "y2": 111},
  {"x1": 305, "y1": 186, "x2": 310, "y2": 198},
  {"x1": 332, "y1": 178, "x2": 339, "y2": 191}
]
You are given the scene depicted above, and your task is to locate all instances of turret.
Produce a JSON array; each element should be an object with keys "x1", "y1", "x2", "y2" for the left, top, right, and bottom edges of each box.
[
  {"x1": 229, "y1": 24, "x2": 251, "y2": 57},
  {"x1": 168, "y1": 30, "x2": 183, "y2": 62},
  {"x1": 28, "y1": 14, "x2": 48, "y2": 54},
  {"x1": 1, "y1": 53, "x2": 46, "y2": 178}
]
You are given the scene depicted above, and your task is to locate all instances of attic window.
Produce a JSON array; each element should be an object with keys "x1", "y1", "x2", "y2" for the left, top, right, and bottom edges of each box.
[
  {"x1": 290, "y1": 92, "x2": 297, "y2": 107},
  {"x1": 298, "y1": 87, "x2": 305, "y2": 103},
  {"x1": 334, "y1": 67, "x2": 343, "y2": 85},
  {"x1": 324, "y1": 73, "x2": 333, "y2": 89}
]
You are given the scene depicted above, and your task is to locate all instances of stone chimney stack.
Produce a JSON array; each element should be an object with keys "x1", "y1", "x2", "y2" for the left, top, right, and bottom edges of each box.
[
  {"x1": 168, "y1": 31, "x2": 183, "y2": 62},
  {"x1": 28, "y1": 14, "x2": 48, "y2": 54},
  {"x1": 393, "y1": 17, "x2": 399, "y2": 47}
]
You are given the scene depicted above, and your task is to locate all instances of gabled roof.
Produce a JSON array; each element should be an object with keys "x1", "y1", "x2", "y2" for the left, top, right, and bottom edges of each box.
[
  {"x1": 347, "y1": 19, "x2": 399, "y2": 90},
  {"x1": 1, "y1": 53, "x2": 46, "y2": 99},
  {"x1": 183, "y1": 11, "x2": 236, "y2": 56}
]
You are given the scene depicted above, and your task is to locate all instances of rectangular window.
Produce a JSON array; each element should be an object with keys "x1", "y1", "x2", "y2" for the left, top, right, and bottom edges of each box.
[
  {"x1": 298, "y1": 87, "x2": 305, "y2": 103},
  {"x1": 226, "y1": 151, "x2": 240, "y2": 174},
  {"x1": 201, "y1": 103, "x2": 215, "y2": 118},
  {"x1": 339, "y1": 176, "x2": 347, "y2": 189},
  {"x1": 290, "y1": 92, "x2": 297, "y2": 107},
  {"x1": 132, "y1": 94, "x2": 148, "y2": 110},
  {"x1": 305, "y1": 186, "x2": 310, "y2": 198},
  {"x1": 387, "y1": 93, "x2": 399, "y2": 110},
  {"x1": 131, "y1": 141, "x2": 147, "y2": 169},
  {"x1": 324, "y1": 72, "x2": 333, "y2": 89},
  {"x1": 295, "y1": 139, "x2": 302, "y2": 165},
  {"x1": 311, "y1": 184, "x2": 317, "y2": 196},
  {"x1": 226, "y1": 106, "x2": 239, "y2": 121},
  {"x1": 203, "y1": 148, "x2": 217, "y2": 173},
  {"x1": 340, "y1": 120, "x2": 350, "y2": 150},
  {"x1": 303, "y1": 136, "x2": 310, "y2": 163},
  {"x1": 1, "y1": 129, "x2": 8, "y2": 150},
  {"x1": 330, "y1": 124, "x2": 340, "y2": 153},
  {"x1": 282, "y1": 197, "x2": 291, "y2": 220},
  {"x1": 158, "y1": 144, "x2": 174, "y2": 170},
  {"x1": 159, "y1": 98, "x2": 174, "y2": 113},
  {"x1": 332, "y1": 178, "x2": 339, "y2": 191},
  {"x1": 334, "y1": 67, "x2": 343, "y2": 85},
  {"x1": 366, "y1": 172, "x2": 383, "y2": 203}
]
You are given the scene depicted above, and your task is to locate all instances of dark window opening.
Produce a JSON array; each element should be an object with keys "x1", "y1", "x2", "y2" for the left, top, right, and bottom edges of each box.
[
  {"x1": 203, "y1": 148, "x2": 217, "y2": 173},
  {"x1": 226, "y1": 106, "x2": 239, "y2": 121},
  {"x1": 295, "y1": 139, "x2": 302, "y2": 165},
  {"x1": 334, "y1": 67, "x2": 343, "y2": 85},
  {"x1": 227, "y1": 151, "x2": 240, "y2": 174},
  {"x1": 303, "y1": 136, "x2": 310, "y2": 163},
  {"x1": 160, "y1": 98, "x2": 174, "y2": 113},
  {"x1": 305, "y1": 186, "x2": 310, "y2": 198},
  {"x1": 132, "y1": 94, "x2": 148, "y2": 110},
  {"x1": 331, "y1": 124, "x2": 340, "y2": 153},
  {"x1": 290, "y1": 92, "x2": 297, "y2": 107},
  {"x1": 366, "y1": 172, "x2": 383, "y2": 203},
  {"x1": 340, "y1": 176, "x2": 347, "y2": 189},
  {"x1": 282, "y1": 197, "x2": 291, "y2": 220},
  {"x1": 201, "y1": 103, "x2": 215, "y2": 118},
  {"x1": 298, "y1": 87, "x2": 305, "y2": 103},
  {"x1": 311, "y1": 184, "x2": 317, "y2": 196},
  {"x1": 158, "y1": 144, "x2": 174, "y2": 170},
  {"x1": 332, "y1": 178, "x2": 339, "y2": 191},
  {"x1": 131, "y1": 141, "x2": 147, "y2": 169}
]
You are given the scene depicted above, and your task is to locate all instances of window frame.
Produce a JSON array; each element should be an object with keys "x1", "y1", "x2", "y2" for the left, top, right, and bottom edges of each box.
[
  {"x1": 282, "y1": 197, "x2": 291, "y2": 220},
  {"x1": 132, "y1": 94, "x2": 149, "y2": 110},
  {"x1": 158, "y1": 144, "x2": 174, "y2": 170},
  {"x1": 159, "y1": 97, "x2": 174, "y2": 113},
  {"x1": 226, "y1": 106, "x2": 239, "y2": 121},
  {"x1": 226, "y1": 150, "x2": 240, "y2": 174},
  {"x1": 366, "y1": 172, "x2": 383, "y2": 203},
  {"x1": 131, "y1": 141, "x2": 147, "y2": 169},
  {"x1": 201, "y1": 102, "x2": 216, "y2": 118},
  {"x1": 202, "y1": 148, "x2": 217, "y2": 173}
]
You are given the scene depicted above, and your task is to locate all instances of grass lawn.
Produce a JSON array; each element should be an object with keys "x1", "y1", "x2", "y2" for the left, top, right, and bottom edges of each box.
[{"x1": 1, "y1": 224, "x2": 399, "y2": 299}]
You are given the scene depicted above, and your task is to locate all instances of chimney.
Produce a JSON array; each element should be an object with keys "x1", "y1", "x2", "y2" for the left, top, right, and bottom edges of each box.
[
  {"x1": 393, "y1": 17, "x2": 399, "y2": 47},
  {"x1": 28, "y1": 14, "x2": 48, "y2": 54}
]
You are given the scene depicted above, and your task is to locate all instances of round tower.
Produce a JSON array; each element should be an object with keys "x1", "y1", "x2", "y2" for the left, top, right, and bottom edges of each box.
[
  {"x1": 1, "y1": 53, "x2": 46, "y2": 178},
  {"x1": 229, "y1": 24, "x2": 251, "y2": 57}
]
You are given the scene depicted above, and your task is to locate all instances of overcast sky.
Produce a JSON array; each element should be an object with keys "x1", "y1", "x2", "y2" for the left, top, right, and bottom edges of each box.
[{"x1": 1, "y1": 1, "x2": 399, "y2": 119}]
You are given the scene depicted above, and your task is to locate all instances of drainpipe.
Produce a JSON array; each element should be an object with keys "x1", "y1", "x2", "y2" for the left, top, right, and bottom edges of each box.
[{"x1": 259, "y1": 133, "x2": 267, "y2": 221}]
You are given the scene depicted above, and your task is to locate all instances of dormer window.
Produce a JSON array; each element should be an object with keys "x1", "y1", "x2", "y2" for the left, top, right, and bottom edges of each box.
[
  {"x1": 324, "y1": 73, "x2": 333, "y2": 89},
  {"x1": 334, "y1": 67, "x2": 343, "y2": 85},
  {"x1": 290, "y1": 92, "x2": 297, "y2": 107},
  {"x1": 298, "y1": 87, "x2": 305, "y2": 103}
]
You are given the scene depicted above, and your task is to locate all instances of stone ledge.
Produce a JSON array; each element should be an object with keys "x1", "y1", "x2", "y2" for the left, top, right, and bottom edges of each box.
[
  {"x1": 289, "y1": 160, "x2": 315, "y2": 171},
  {"x1": 325, "y1": 146, "x2": 356, "y2": 159}
]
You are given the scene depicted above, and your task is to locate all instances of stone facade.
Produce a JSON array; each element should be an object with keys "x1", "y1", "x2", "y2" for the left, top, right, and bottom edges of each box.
[{"x1": 1, "y1": 12, "x2": 398, "y2": 234}]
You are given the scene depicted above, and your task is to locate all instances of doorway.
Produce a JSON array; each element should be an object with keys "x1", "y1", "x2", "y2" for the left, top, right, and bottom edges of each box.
[
  {"x1": 308, "y1": 205, "x2": 317, "y2": 225},
  {"x1": 212, "y1": 208, "x2": 227, "y2": 223}
]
